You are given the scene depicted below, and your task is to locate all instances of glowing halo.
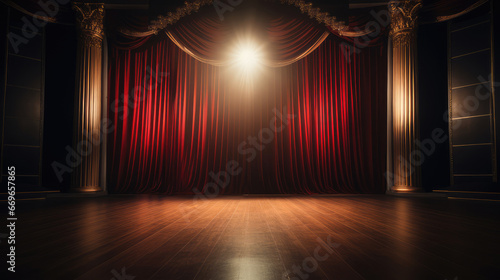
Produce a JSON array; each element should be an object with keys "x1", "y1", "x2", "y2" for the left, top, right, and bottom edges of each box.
[{"x1": 224, "y1": 36, "x2": 267, "y2": 95}]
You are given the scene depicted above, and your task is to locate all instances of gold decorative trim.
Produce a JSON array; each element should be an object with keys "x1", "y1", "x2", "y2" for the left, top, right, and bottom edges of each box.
[
  {"x1": 278, "y1": 0, "x2": 348, "y2": 34},
  {"x1": 73, "y1": 2, "x2": 105, "y2": 49},
  {"x1": 149, "y1": 0, "x2": 209, "y2": 34},
  {"x1": 436, "y1": 0, "x2": 488, "y2": 22},
  {"x1": 144, "y1": 0, "x2": 368, "y2": 37}
]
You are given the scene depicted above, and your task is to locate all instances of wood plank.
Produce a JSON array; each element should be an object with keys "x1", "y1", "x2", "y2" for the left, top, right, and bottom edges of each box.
[{"x1": 7, "y1": 195, "x2": 500, "y2": 280}]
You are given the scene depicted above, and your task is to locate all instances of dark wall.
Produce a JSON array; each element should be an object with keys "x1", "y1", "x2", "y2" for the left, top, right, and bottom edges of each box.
[
  {"x1": 42, "y1": 22, "x2": 77, "y2": 191},
  {"x1": 1, "y1": 8, "x2": 45, "y2": 190},
  {"x1": 495, "y1": 0, "x2": 500, "y2": 189},
  {"x1": 418, "y1": 22, "x2": 450, "y2": 191},
  {"x1": 0, "y1": 4, "x2": 76, "y2": 191},
  {"x1": 0, "y1": 3, "x2": 7, "y2": 160},
  {"x1": 447, "y1": 2, "x2": 496, "y2": 190}
]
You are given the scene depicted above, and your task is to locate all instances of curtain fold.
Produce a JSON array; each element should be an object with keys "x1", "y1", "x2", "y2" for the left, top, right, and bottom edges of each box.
[
  {"x1": 163, "y1": 13, "x2": 330, "y2": 67},
  {"x1": 109, "y1": 6, "x2": 340, "y2": 66},
  {"x1": 108, "y1": 35, "x2": 387, "y2": 194},
  {"x1": 266, "y1": 17, "x2": 331, "y2": 67}
]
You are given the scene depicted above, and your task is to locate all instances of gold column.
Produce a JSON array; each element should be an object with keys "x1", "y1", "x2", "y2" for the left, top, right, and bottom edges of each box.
[
  {"x1": 71, "y1": 3, "x2": 104, "y2": 192},
  {"x1": 389, "y1": 0, "x2": 422, "y2": 192}
]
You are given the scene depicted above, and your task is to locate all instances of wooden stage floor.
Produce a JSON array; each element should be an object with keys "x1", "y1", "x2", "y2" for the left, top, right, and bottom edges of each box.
[{"x1": 7, "y1": 195, "x2": 500, "y2": 280}]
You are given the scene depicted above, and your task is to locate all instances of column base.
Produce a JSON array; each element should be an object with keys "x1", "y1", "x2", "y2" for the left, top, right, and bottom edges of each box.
[
  {"x1": 390, "y1": 185, "x2": 422, "y2": 193},
  {"x1": 70, "y1": 186, "x2": 102, "y2": 193}
]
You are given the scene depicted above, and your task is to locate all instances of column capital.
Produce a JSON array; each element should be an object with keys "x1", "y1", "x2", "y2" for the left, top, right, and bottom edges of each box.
[
  {"x1": 73, "y1": 2, "x2": 105, "y2": 49},
  {"x1": 389, "y1": 0, "x2": 423, "y2": 45}
]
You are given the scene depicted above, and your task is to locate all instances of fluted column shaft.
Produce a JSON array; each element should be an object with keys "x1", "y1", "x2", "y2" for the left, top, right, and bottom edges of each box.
[
  {"x1": 71, "y1": 2, "x2": 104, "y2": 192},
  {"x1": 389, "y1": 0, "x2": 422, "y2": 192}
]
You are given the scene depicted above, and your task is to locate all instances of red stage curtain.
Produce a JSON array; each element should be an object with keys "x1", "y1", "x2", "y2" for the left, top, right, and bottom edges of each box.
[{"x1": 108, "y1": 35, "x2": 387, "y2": 194}]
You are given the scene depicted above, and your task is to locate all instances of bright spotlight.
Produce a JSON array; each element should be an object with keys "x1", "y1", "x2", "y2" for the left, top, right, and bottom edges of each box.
[
  {"x1": 229, "y1": 38, "x2": 264, "y2": 73},
  {"x1": 225, "y1": 37, "x2": 267, "y2": 95},
  {"x1": 234, "y1": 44, "x2": 261, "y2": 72}
]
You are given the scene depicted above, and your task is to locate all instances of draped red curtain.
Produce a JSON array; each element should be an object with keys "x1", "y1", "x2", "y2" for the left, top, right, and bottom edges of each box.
[
  {"x1": 108, "y1": 32, "x2": 387, "y2": 194},
  {"x1": 161, "y1": 10, "x2": 330, "y2": 67}
]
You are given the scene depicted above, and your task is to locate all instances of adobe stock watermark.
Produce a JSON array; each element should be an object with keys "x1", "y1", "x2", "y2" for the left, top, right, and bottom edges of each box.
[
  {"x1": 178, "y1": 106, "x2": 296, "y2": 222},
  {"x1": 51, "y1": 66, "x2": 169, "y2": 182},
  {"x1": 8, "y1": 0, "x2": 69, "y2": 54},
  {"x1": 282, "y1": 235, "x2": 341, "y2": 280},
  {"x1": 385, "y1": 74, "x2": 499, "y2": 184},
  {"x1": 213, "y1": 0, "x2": 243, "y2": 21},
  {"x1": 110, "y1": 267, "x2": 135, "y2": 280}
]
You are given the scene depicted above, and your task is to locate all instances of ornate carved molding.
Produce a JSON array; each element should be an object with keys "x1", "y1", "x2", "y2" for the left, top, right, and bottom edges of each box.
[
  {"x1": 147, "y1": 0, "x2": 351, "y2": 36},
  {"x1": 149, "y1": 0, "x2": 209, "y2": 34},
  {"x1": 391, "y1": 32, "x2": 414, "y2": 47},
  {"x1": 73, "y1": 2, "x2": 105, "y2": 48},
  {"x1": 279, "y1": 0, "x2": 348, "y2": 34},
  {"x1": 389, "y1": 0, "x2": 422, "y2": 45}
]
